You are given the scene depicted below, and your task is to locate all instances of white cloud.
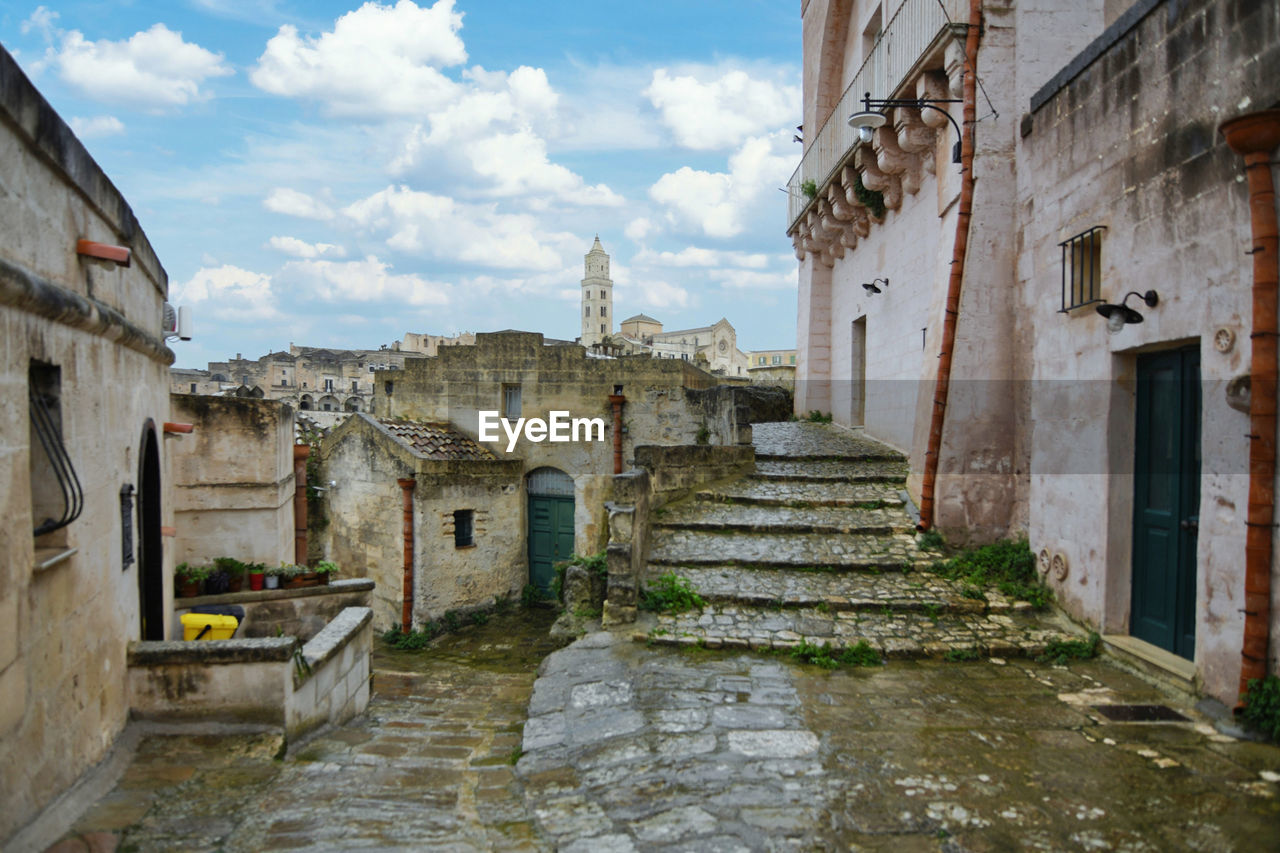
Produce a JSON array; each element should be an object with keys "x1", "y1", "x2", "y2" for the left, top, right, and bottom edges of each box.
[
  {"x1": 645, "y1": 67, "x2": 799, "y2": 150},
  {"x1": 22, "y1": 6, "x2": 59, "y2": 41},
  {"x1": 342, "y1": 185, "x2": 570, "y2": 270},
  {"x1": 633, "y1": 280, "x2": 691, "y2": 311},
  {"x1": 251, "y1": 0, "x2": 467, "y2": 118},
  {"x1": 51, "y1": 24, "x2": 231, "y2": 108},
  {"x1": 625, "y1": 217, "x2": 656, "y2": 241},
  {"x1": 266, "y1": 236, "x2": 346, "y2": 258},
  {"x1": 634, "y1": 247, "x2": 770, "y2": 269},
  {"x1": 277, "y1": 256, "x2": 450, "y2": 306},
  {"x1": 69, "y1": 115, "x2": 125, "y2": 139},
  {"x1": 263, "y1": 188, "x2": 335, "y2": 221},
  {"x1": 465, "y1": 129, "x2": 623, "y2": 205},
  {"x1": 649, "y1": 133, "x2": 795, "y2": 238},
  {"x1": 708, "y1": 268, "x2": 798, "y2": 290},
  {"x1": 172, "y1": 265, "x2": 282, "y2": 322}
]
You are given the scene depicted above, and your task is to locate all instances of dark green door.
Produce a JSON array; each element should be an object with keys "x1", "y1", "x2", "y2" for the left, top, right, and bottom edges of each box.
[
  {"x1": 528, "y1": 495, "x2": 574, "y2": 593},
  {"x1": 1131, "y1": 346, "x2": 1200, "y2": 659}
]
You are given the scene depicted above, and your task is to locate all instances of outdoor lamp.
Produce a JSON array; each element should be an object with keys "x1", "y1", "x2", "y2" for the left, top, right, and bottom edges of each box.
[
  {"x1": 1096, "y1": 290, "x2": 1159, "y2": 333},
  {"x1": 862, "y1": 277, "x2": 889, "y2": 295},
  {"x1": 849, "y1": 92, "x2": 963, "y2": 163}
]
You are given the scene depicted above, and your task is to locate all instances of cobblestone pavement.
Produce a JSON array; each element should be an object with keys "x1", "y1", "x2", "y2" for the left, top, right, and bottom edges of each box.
[
  {"x1": 518, "y1": 632, "x2": 1280, "y2": 851},
  {"x1": 642, "y1": 422, "x2": 1075, "y2": 658},
  {"x1": 53, "y1": 612, "x2": 565, "y2": 852}
]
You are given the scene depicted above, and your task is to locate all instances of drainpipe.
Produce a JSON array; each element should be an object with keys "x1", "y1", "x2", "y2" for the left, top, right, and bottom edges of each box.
[
  {"x1": 608, "y1": 388, "x2": 626, "y2": 475},
  {"x1": 918, "y1": 0, "x2": 981, "y2": 531},
  {"x1": 397, "y1": 477, "x2": 416, "y2": 632},
  {"x1": 293, "y1": 444, "x2": 310, "y2": 565},
  {"x1": 1219, "y1": 109, "x2": 1280, "y2": 705}
]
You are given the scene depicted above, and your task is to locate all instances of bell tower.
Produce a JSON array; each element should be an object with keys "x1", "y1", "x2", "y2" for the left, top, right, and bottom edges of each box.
[{"x1": 580, "y1": 235, "x2": 613, "y2": 346}]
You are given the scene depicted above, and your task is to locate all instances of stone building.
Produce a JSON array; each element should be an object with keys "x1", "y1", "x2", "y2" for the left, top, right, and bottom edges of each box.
[
  {"x1": 790, "y1": 0, "x2": 1280, "y2": 704},
  {"x1": 580, "y1": 235, "x2": 614, "y2": 347},
  {"x1": 0, "y1": 46, "x2": 175, "y2": 844},
  {"x1": 616, "y1": 314, "x2": 752, "y2": 377}
]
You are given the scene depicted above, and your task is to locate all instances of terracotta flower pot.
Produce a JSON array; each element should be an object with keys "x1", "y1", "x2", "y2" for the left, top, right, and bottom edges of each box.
[{"x1": 178, "y1": 580, "x2": 202, "y2": 598}]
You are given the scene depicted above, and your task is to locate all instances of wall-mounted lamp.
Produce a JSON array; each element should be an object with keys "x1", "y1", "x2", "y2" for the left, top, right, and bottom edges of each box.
[
  {"x1": 849, "y1": 92, "x2": 963, "y2": 163},
  {"x1": 862, "y1": 277, "x2": 889, "y2": 295},
  {"x1": 1096, "y1": 290, "x2": 1159, "y2": 333}
]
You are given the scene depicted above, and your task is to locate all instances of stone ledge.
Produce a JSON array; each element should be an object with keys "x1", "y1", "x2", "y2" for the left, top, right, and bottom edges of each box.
[
  {"x1": 128, "y1": 637, "x2": 295, "y2": 666},
  {"x1": 301, "y1": 606, "x2": 372, "y2": 671},
  {"x1": 179, "y1": 578, "x2": 374, "y2": 608}
]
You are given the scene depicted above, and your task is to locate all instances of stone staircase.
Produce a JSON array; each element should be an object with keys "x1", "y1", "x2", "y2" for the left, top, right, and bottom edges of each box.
[{"x1": 635, "y1": 422, "x2": 1076, "y2": 659}]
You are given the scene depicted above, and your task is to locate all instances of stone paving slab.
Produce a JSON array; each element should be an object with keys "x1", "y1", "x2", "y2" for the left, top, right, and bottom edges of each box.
[
  {"x1": 751, "y1": 421, "x2": 905, "y2": 460},
  {"x1": 518, "y1": 632, "x2": 1280, "y2": 850},
  {"x1": 664, "y1": 566, "x2": 1022, "y2": 614},
  {"x1": 699, "y1": 479, "x2": 906, "y2": 507},
  {"x1": 653, "y1": 501, "x2": 916, "y2": 535},
  {"x1": 752, "y1": 458, "x2": 909, "y2": 482},
  {"x1": 649, "y1": 529, "x2": 929, "y2": 570},
  {"x1": 638, "y1": 606, "x2": 1073, "y2": 660}
]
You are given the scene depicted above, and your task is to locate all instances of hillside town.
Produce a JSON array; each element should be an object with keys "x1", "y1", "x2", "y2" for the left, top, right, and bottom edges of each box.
[{"x1": 3, "y1": 0, "x2": 1280, "y2": 850}]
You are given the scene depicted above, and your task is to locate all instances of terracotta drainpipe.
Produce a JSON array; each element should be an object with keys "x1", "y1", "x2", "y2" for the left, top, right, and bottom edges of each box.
[
  {"x1": 293, "y1": 444, "x2": 310, "y2": 565},
  {"x1": 397, "y1": 477, "x2": 416, "y2": 633},
  {"x1": 1219, "y1": 109, "x2": 1280, "y2": 705},
  {"x1": 608, "y1": 391, "x2": 626, "y2": 475},
  {"x1": 918, "y1": 0, "x2": 981, "y2": 531}
]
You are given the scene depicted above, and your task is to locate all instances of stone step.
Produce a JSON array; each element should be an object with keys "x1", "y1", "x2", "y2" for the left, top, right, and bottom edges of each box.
[
  {"x1": 647, "y1": 530, "x2": 932, "y2": 571},
  {"x1": 660, "y1": 566, "x2": 1023, "y2": 614},
  {"x1": 750, "y1": 422, "x2": 905, "y2": 462},
  {"x1": 635, "y1": 604, "x2": 1078, "y2": 661},
  {"x1": 652, "y1": 502, "x2": 916, "y2": 536},
  {"x1": 752, "y1": 457, "x2": 909, "y2": 482},
  {"x1": 754, "y1": 451, "x2": 904, "y2": 465},
  {"x1": 697, "y1": 480, "x2": 906, "y2": 508}
]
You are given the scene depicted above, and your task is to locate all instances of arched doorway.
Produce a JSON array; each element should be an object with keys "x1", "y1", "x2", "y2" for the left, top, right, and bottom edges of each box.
[
  {"x1": 344, "y1": 397, "x2": 361, "y2": 412},
  {"x1": 137, "y1": 422, "x2": 165, "y2": 640},
  {"x1": 527, "y1": 467, "x2": 574, "y2": 594},
  {"x1": 300, "y1": 394, "x2": 314, "y2": 411}
]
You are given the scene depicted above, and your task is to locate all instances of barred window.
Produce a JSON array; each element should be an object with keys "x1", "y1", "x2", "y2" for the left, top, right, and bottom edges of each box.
[
  {"x1": 1059, "y1": 226, "x2": 1105, "y2": 312},
  {"x1": 454, "y1": 510, "x2": 474, "y2": 548}
]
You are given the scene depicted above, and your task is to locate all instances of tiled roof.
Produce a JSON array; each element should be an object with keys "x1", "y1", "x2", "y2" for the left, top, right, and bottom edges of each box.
[{"x1": 377, "y1": 419, "x2": 495, "y2": 460}]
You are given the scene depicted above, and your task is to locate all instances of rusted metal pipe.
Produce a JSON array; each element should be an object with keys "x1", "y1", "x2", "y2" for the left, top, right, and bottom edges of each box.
[
  {"x1": 397, "y1": 477, "x2": 416, "y2": 632},
  {"x1": 293, "y1": 444, "x2": 310, "y2": 565},
  {"x1": 608, "y1": 393, "x2": 626, "y2": 474},
  {"x1": 1219, "y1": 109, "x2": 1280, "y2": 705},
  {"x1": 919, "y1": 0, "x2": 981, "y2": 531}
]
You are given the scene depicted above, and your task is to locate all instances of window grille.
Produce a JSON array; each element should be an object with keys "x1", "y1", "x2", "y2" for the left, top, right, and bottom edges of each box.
[
  {"x1": 502, "y1": 384, "x2": 521, "y2": 418},
  {"x1": 29, "y1": 366, "x2": 83, "y2": 536},
  {"x1": 453, "y1": 510, "x2": 474, "y2": 547},
  {"x1": 1059, "y1": 226, "x2": 1105, "y2": 312}
]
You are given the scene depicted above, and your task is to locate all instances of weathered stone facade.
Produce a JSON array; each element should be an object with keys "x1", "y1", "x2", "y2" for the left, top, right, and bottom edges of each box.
[
  {"x1": 169, "y1": 394, "x2": 296, "y2": 569},
  {"x1": 0, "y1": 46, "x2": 175, "y2": 845}
]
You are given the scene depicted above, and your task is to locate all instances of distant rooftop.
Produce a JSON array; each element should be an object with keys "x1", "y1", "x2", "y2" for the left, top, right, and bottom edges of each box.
[
  {"x1": 621, "y1": 314, "x2": 660, "y2": 324},
  {"x1": 376, "y1": 419, "x2": 495, "y2": 460}
]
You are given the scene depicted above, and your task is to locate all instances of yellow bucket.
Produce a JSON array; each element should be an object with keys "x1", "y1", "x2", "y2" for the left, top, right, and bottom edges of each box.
[{"x1": 181, "y1": 612, "x2": 238, "y2": 641}]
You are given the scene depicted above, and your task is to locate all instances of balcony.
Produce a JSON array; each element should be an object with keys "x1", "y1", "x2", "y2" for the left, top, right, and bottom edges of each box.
[{"x1": 787, "y1": 0, "x2": 967, "y2": 233}]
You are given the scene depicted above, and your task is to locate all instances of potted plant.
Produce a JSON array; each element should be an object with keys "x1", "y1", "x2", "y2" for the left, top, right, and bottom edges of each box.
[
  {"x1": 247, "y1": 562, "x2": 266, "y2": 591},
  {"x1": 314, "y1": 560, "x2": 340, "y2": 586},
  {"x1": 214, "y1": 557, "x2": 247, "y2": 592},
  {"x1": 175, "y1": 562, "x2": 210, "y2": 597},
  {"x1": 264, "y1": 563, "x2": 284, "y2": 590},
  {"x1": 282, "y1": 563, "x2": 321, "y2": 589}
]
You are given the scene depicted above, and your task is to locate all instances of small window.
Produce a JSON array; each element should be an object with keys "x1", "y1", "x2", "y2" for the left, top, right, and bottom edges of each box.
[
  {"x1": 600, "y1": 306, "x2": 607, "y2": 317},
  {"x1": 324, "y1": 378, "x2": 334, "y2": 392},
  {"x1": 454, "y1": 510, "x2": 474, "y2": 547},
  {"x1": 1059, "y1": 226, "x2": 1105, "y2": 312},
  {"x1": 600, "y1": 324, "x2": 606, "y2": 334},
  {"x1": 600, "y1": 290, "x2": 606, "y2": 299},
  {"x1": 190, "y1": 383, "x2": 197, "y2": 393},
  {"x1": 29, "y1": 361, "x2": 83, "y2": 538},
  {"x1": 385, "y1": 381, "x2": 393, "y2": 395},
  {"x1": 502, "y1": 384, "x2": 522, "y2": 418},
  {"x1": 351, "y1": 380, "x2": 358, "y2": 392},
  {"x1": 772, "y1": 355, "x2": 782, "y2": 365},
  {"x1": 790, "y1": 355, "x2": 796, "y2": 364},
  {"x1": 585, "y1": 306, "x2": 591, "y2": 317}
]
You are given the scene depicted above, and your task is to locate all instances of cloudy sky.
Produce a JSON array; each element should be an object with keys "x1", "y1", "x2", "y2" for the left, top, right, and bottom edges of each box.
[{"x1": 3, "y1": 1, "x2": 801, "y2": 367}]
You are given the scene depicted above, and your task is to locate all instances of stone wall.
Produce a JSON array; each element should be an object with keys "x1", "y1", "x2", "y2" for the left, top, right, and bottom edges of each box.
[
  {"x1": 286, "y1": 607, "x2": 373, "y2": 739},
  {"x1": 0, "y1": 46, "x2": 175, "y2": 845},
  {"x1": 169, "y1": 394, "x2": 296, "y2": 568},
  {"x1": 172, "y1": 579, "x2": 374, "y2": 641},
  {"x1": 1016, "y1": 0, "x2": 1280, "y2": 701}
]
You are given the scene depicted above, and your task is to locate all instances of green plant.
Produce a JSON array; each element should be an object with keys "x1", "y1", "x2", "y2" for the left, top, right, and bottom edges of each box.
[
  {"x1": 805, "y1": 410, "x2": 832, "y2": 423},
  {"x1": 1036, "y1": 632, "x2": 1101, "y2": 665},
  {"x1": 573, "y1": 605, "x2": 602, "y2": 620},
  {"x1": 922, "y1": 603, "x2": 941, "y2": 621},
  {"x1": 800, "y1": 178, "x2": 818, "y2": 199},
  {"x1": 639, "y1": 572, "x2": 705, "y2": 613},
  {"x1": 247, "y1": 562, "x2": 266, "y2": 575},
  {"x1": 471, "y1": 611, "x2": 489, "y2": 626},
  {"x1": 381, "y1": 627, "x2": 433, "y2": 650},
  {"x1": 264, "y1": 563, "x2": 286, "y2": 577},
  {"x1": 506, "y1": 745, "x2": 523, "y2": 766},
  {"x1": 176, "y1": 562, "x2": 211, "y2": 582},
  {"x1": 442, "y1": 610, "x2": 460, "y2": 632},
  {"x1": 937, "y1": 539, "x2": 1050, "y2": 610},
  {"x1": 944, "y1": 648, "x2": 982, "y2": 662},
  {"x1": 960, "y1": 584, "x2": 986, "y2": 601},
  {"x1": 212, "y1": 557, "x2": 246, "y2": 577},
  {"x1": 314, "y1": 560, "x2": 340, "y2": 576},
  {"x1": 918, "y1": 529, "x2": 946, "y2": 551},
  {"x1": 695, "y1": 423, "x2": 710, "y2": 445},
  {"x1": 790, "y1": 640, "x2": 881, "y2": 668},
  {"x1": 851, "y1": 171, "x2": 886, "y2": 219},
  {"x1": 1241, "y1": 675, "x2": 1280, "y2": 742},
  {"x1": 493, "y1": 592, "x2": 512, "y2": 612},
  {"x1": 521, "y1": 584, "x2": 546, "y2": 608}
]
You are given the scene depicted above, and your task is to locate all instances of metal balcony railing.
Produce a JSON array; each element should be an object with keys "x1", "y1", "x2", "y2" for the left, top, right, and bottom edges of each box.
[{"x1": 787, "y1": 0, "x2": 966, "y2": 230}]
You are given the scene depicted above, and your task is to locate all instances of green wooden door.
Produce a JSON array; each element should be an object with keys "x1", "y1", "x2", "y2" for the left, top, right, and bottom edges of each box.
[
  {"x1": 1131, "y1": 346, "x2": 1200, "y2": 659},
  {"x1": 528, "y1": 494, "x2": 574, "y2": 593}
]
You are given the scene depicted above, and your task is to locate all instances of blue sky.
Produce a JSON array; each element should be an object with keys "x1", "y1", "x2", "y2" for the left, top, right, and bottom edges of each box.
[{"x1": 3, "y1": 1, "x2": 801, "y2": 368}]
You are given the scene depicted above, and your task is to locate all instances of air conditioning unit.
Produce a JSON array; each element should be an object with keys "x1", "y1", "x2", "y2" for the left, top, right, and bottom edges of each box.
[{"x1": 162, "y1": 303, "x2": 193, "y2": 341}]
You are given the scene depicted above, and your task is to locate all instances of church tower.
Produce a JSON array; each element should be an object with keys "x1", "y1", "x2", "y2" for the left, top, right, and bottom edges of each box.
[{"x1": 580, "y1": 235, "x2": 613, "y2": 346}]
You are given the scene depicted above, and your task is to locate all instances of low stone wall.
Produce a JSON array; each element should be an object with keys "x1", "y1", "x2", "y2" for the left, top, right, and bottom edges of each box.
[
  {"x1": 127, "y1": 606, "x2": 373, "y2": 741},
  {"x1": 603, "y1": 444, "x2": 755, "y2": 626},
  {"x1": 172, "y1": 578, "x2": 373, "y2": 641}
]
